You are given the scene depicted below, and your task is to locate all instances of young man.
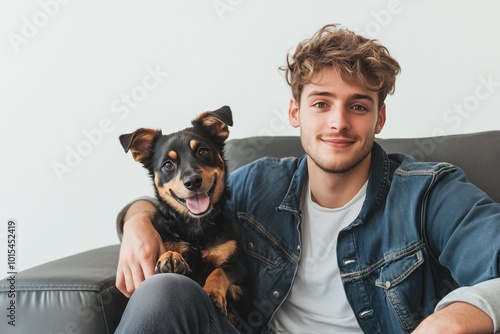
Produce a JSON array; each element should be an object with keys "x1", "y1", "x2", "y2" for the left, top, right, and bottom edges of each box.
[{"x1": 115, "y1": 24, "x2": 500, "y2": 333}]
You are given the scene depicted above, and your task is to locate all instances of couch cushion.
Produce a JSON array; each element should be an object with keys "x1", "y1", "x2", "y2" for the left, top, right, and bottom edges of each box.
[
  {"x1": 0, "y1": 245, "x2": 126, "y2": 334},
  {"x1": 376, "y1": 131, "x2": 500, "y2": 203},
  {"x1": 225, "y1": 131, "x2": 500, "y2": 202}
]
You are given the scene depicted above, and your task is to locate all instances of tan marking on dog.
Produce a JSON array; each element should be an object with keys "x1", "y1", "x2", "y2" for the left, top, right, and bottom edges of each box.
[
  {"x1": 199, "y1": 164, "x2": 225, "y2": 194},
  {"x1": 195, "y1": 112, "x2": 230, "y2": 141},
  {"x1": 228, "y1": 284, "x2": 243, "y2": 301},
  {"x1": 128, "y1": 128, "x2": 157, "y2": 162},
  {"x1": 167, "y1": 150, "x2": 178, "y2": 160},
  {"x1": 216, "y1": 153, "x2": 225, "y2": 166},
  {"x1": 202, "y1": 240, "x2": 237, "y2": 267},
  {"x1": 154, "y1": 172, "x2": 189, "y2": 215},
  {"x1": 218, "y1": 127, "x2": 229, "y2": 140},
  {"x1": 163, "y1": 241, "x2": 190, "y2": 255},
  {"x1": 190, "y1": 139, "x2": 198, "y2": 151},
  {"x1": 203, "y1": 268, "x2": 230, "y2": 315}
]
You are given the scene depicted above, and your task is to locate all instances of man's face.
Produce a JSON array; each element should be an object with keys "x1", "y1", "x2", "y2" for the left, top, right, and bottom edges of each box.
[{"x1": 289, "y1": 67, "x2": 386, "y2": 174}]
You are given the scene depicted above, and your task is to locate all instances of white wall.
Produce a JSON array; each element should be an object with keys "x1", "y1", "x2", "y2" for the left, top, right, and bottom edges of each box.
[{"x1": 1, "y1": 0, "x2": 499, "y2": 272}]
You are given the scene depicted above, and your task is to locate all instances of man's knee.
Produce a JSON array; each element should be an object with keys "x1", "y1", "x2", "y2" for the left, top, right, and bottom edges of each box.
[
  {"x1": 117, "y1": 274, "x2": 213, "y2": 333},
  {"x1": 118, "y1": 274, "x2": 238, "y2": 334},
  {"x1": 134, "y1": 274, "x2": 205, "y2": 308}
]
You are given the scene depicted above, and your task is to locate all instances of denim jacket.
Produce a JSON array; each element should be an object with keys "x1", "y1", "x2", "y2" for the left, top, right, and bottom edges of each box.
[{"x1": 228, "y1": 142, "x2": 500, "y2": 333}]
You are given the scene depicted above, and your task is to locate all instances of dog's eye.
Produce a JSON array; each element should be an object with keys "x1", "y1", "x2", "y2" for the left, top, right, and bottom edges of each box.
[
  {"x1": 163, "y1": 161, "x2": 175, "y2": 170},
  {"x1": 198, "y1": 148, "x2": 210, "y2": 158}
]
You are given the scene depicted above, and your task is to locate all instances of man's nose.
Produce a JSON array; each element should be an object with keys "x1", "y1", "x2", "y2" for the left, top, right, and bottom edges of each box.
[{"x1": 327, "y1": 107, "x2": 351, "y2": 132}]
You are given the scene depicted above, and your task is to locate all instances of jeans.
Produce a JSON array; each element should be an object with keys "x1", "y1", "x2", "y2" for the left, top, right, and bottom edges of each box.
[{"x1": 115, "y1": 274, "x2": 239, "y2": 334}]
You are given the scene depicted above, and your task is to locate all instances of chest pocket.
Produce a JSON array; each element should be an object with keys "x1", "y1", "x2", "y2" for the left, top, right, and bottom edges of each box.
[
  {"x1": 375, "y1": 248, "x2": 425, "y2": 332},
  {"x1": 237, "y1": 212, "x2": 290, "y2": 268}
]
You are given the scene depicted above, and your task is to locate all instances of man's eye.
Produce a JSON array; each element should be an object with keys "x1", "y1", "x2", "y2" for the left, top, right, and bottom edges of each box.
[
  {"x1": 163, "y1": 161, "x2": 174, "y2": 170},
  {"x1": 313, "y1": 102, "x2": 327, "y2": 108},
  {"x1": 352, "y1": 105, "x2": 367, "y2": 111}
]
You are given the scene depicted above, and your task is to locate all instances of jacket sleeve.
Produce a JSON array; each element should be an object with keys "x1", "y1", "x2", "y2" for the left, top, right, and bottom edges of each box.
[
  {"x1": 424, "y1": 165, "x2": 500, "y2": 284},
  {"x1": 115, "y1": 196, "x2": 158, "y2": 241},
  {"x1": 435, "y1": 277, "x2": 500, "y2": 333}
]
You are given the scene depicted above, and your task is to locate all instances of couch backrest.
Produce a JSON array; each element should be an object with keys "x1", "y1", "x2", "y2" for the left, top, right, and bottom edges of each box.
[{"x1": 225, "y1": 131, "x2": 500, "y2": 203}]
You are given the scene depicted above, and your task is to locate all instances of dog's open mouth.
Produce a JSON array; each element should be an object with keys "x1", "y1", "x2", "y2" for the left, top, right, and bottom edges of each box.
[
  {"x1": 171, "y1": 175, "x2": 218, "y2": 217},
  {"x1": 185, "y1": 193, "x2": 211, "y2": 215}
]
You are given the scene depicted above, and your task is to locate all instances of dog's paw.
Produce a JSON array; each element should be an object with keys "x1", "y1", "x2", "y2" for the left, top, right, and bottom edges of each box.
[
  {"x1": 203, "y1": 285, "x2": 228, "y2": 316},
  {"x1": 155, "y1": 251, "x2": 190, "y2": 275}
]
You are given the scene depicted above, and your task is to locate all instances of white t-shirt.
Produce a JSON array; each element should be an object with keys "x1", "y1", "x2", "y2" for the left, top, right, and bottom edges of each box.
[{"x1": 270, "y1": 181, "x2": 367, "y2": 333}]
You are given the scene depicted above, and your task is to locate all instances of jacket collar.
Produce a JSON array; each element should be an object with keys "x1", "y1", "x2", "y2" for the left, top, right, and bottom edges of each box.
[
  {"x1": 358, "y1": 142, "x2": 390, "y2": 223},
  {"x1": 277, "y1": 155, "x2": 308, "y2": 215}
]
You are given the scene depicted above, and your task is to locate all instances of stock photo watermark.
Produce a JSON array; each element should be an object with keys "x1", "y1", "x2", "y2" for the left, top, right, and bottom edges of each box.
[
  {"x1": 318, "y1": 0, "x2": 407, "y2": 40},
  {"x1": 227, "y1": 106, "x2": 293, "y2": 171},
  {"x1": 46, "y1": 274, "x2": 125, "y2": 334},
  {"x1": 213, "y1": 0, "x2": 244, "y2": 21},
  {"x1": 51, "y1": 64, "x2": 169, "y2": 183},
  {"x1": 442, "y1": 75, "x2": 499, "y2": 130},
  {"x1": 411, "y1": 74, "x2": 499, "y2": 161},
  {"x1": 7, "y1": 0, "x2": 72, "y2": 54},
  {"x1": 4, "y1": 220, "x2": 17, "y2": 328},
  {"x1": 360, "y1": 0, "x2": 404, "y2": 38}
]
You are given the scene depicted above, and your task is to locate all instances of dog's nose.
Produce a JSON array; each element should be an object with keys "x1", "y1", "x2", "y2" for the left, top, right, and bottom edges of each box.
[{"x1": 183, "y1": 173, "x2": 202, "y2": 190}]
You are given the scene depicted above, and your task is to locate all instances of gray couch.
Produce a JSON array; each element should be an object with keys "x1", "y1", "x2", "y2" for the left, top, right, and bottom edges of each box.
[{"x1": 1, "y1": 131, "x2": 499, "y2": 334}]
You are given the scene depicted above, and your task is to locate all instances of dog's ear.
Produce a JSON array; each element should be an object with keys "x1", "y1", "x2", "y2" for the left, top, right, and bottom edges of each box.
[
  {"x1": 119, "y1": 128, "x2": 158, "y2": 163},
  {"x1": 193, "y1": 106, "x2": 233, "y2": 142}
]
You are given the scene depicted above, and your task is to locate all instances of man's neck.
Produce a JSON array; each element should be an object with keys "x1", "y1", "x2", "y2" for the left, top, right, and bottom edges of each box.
[{"x1": 307, "y1": 154, "x2": 371, "y2": 209}]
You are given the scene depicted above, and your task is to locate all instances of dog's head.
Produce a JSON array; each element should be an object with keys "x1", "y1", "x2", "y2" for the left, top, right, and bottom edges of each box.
[{"x1": 119, "y1": 106, "x2": 233, "y2": 219}]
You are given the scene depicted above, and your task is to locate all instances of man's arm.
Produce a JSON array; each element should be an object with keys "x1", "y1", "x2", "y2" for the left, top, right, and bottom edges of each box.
[
  {"x1": 413, "y1": 302, "x2": 493, "y2": 333},
  {"x1": 413, "y1": 278, "x2": 500, "y2": 333},
  {"x1": 115, "y1": 199, "x2": 165, "y2": 297},
  {"x1": 418, "y1": 166, "x2": 500, "y2": 332}
]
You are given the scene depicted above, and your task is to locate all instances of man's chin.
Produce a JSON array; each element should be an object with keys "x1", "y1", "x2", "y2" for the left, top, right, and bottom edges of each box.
[{"x1": 308, "y1": 151, "x2": 371, "y2": 175}]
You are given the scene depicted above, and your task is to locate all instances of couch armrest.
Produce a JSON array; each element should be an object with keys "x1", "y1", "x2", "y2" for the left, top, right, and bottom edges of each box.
[{"x1": 0, "y1": 245, "x2": 127, "y2": 334}]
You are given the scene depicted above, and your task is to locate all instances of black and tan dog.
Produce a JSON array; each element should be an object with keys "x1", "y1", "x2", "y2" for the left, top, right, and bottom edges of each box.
[{"x1": 119, "y1": 106, "x2": 245, "y2": 319}]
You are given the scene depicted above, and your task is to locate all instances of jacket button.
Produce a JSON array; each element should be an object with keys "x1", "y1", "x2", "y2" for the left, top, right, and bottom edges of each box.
[
  {"x1": 272, "y1": 291, "x2": 280, "y2": 298},
  {"x1": 358, "y1": 309, "x2": 373, "y2": 318},
  {"x1": 246, "y1": 242, "x2": 254, "y2": 251},
  {"x1": 342, "y1": 258, "x2": 356, "y2": 266}
]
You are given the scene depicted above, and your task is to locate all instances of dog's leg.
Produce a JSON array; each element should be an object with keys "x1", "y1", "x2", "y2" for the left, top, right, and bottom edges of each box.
[
  {"x1": 203, "y1": 268, "x2": 231, "y2": 315},
  {"x1": 201, "y1": 240, "x2": 243, "y2": 316}
]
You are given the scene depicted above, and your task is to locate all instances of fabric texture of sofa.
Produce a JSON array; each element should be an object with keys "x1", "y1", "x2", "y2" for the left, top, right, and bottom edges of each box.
[{"x1": 1, "y1": 131, "x2": 499, "y2": 333}]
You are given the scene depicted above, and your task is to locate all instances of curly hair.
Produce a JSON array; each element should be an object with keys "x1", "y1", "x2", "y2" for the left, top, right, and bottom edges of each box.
[{"x1": 281, "y1": 24, "x2": 401, "y2": 108}]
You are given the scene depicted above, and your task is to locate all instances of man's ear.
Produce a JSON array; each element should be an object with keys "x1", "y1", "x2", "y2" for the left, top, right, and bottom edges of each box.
[
  {"x1": 289, "y1": 98, "x2": 300, "y2": 128},
  {"x1": 375, "y1": 104, "x2": 386, "y2": 134},
  {"x1": 193, "y1": 105, "x2": 233, "y2": 142},
  {"x1": 119, "y1": 128, "x2": 158, "y2": 163}
]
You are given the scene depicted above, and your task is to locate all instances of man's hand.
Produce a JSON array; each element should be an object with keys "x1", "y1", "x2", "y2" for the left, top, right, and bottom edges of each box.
[
  {"x1": 412, "y1": 301, "x2": 493, "y2": 334},
  {"x1": 116, "y1": 200, "x2": 165, "y2": 297}
]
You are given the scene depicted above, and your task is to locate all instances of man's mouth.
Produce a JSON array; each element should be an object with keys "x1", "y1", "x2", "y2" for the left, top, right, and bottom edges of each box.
[
  {"x1": 170, "y1": 175, "x2": 217, "y2": 217},
  {"x1": 321, "y1": 137, "x2": 356, "y2": 149}
]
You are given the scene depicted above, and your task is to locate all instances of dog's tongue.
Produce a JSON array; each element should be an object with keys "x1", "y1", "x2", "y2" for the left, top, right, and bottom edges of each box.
[{"x1": 185, "y1": 193, "x2": 210, "y2": 215}]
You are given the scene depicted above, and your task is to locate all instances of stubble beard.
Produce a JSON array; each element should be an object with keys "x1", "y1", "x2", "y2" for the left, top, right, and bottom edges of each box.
[{"x1": 304, "y1": 139, "x2": 373, "y2": 175}]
